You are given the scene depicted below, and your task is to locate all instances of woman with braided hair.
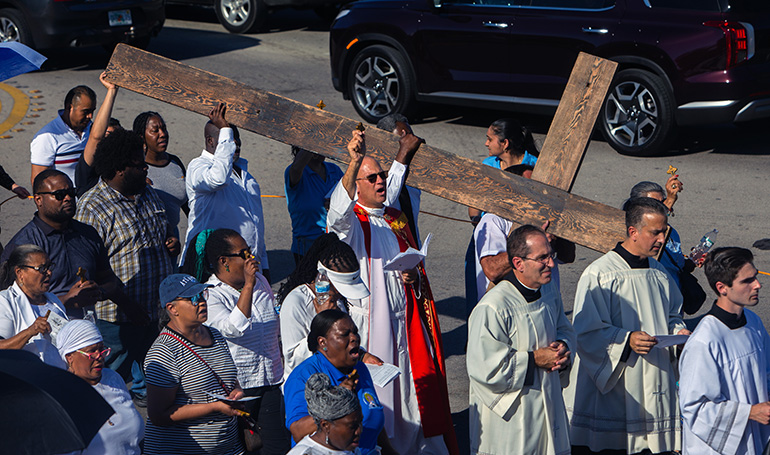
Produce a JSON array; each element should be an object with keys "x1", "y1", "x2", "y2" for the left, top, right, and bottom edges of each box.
[{"x1": 278, "y1": 233, "x2": 376, "y2": 381}]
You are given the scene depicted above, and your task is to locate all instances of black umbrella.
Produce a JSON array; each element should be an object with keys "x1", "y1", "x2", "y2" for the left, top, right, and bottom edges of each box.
[{"x1": 0, "y1": 350, "x2": 114, "y2": 455}]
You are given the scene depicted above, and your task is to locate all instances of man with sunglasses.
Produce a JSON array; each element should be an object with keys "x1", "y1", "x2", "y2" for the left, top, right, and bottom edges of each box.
[
  {"x1": 1, "y1": 169, "x2": 147, "y2": 323},
  {"x1": 564, "y1": 197, "x2": 691, "y2": 455},
  {"x1": 327, "y1": 130, "x2": 459, "y2": 455},
  {"x1": 467, "y1": 224, "x2": 575, "y2": 455}
]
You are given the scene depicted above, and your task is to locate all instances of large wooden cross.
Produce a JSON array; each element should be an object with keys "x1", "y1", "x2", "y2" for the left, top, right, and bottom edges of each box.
[{"x1": 104, "y1": 44, "x2": 624, "y2": 252}]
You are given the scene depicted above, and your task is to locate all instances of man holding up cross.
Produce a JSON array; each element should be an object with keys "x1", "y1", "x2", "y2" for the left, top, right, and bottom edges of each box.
[
  {"x1": 565, "y1": 197, "x2": 690, "y2": 454},
  {"x1": 327, "y1": 130, "x2": 458, "y2": 455}
]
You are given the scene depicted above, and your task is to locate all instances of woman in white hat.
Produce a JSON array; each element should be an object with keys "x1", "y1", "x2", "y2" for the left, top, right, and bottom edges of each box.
[
  {"x1": 276, "y1": 233, "x2": 374, "y2": 381},
  {"x1": 56, "y1": 319, "x2": 144, "y2": 455}
]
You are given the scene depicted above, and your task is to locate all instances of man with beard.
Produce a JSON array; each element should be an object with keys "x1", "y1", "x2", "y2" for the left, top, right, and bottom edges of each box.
[
  {"x1": 564, "y1": 197, "x2": 691, "y2": 455},
  {"x1": 31, "y1": 85, "x2": 96, "y2": 185},
  {"x1": 76, "y1": 129, "x2": 177, "y2": 403},
  {"x1": 1, "y1": 169, "x2": 146, "y2": 323}
]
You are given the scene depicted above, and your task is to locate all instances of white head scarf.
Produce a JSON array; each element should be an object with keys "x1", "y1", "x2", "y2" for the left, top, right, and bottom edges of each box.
[{"x1": 55, "y1": 319, "x2": 103, "y2": 361}]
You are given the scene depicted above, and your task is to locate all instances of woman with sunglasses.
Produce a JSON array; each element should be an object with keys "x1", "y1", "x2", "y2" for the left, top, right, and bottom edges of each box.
[
  {"x1": 144, "y1": 273, "x2": 245, "y2": 455},
  {"x1": 56, "y1": 319, "x2": 144, "y2": 455},
  {"x1": 0, "y1": 244, "x2": 68, "y2": 368},
  {"x1": 203, "y1": 228, "x2": 290, "y2": 454}
]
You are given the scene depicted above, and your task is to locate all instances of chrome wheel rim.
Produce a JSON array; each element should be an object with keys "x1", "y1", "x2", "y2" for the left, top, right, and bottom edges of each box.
[
  {"x1": 605, "y1": 80, "x2": 658, "y2": 148},
  {"x1": 220, "y1": 0, "x2": 251, "y2": 26},
  {"x1": 0, "y1": 17, "x2": 20, "y2": 42},
  {"x1": 353, "y1": 55, "x2": 399, "y2": 118}
]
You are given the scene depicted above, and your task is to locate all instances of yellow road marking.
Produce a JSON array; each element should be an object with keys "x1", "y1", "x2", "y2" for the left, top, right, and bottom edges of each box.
[{"x1": 0, "y1": 83, "x2": 30, "y2": 135}]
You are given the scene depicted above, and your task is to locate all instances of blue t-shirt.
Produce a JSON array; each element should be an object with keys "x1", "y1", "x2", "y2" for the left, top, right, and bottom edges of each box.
[
  {"x1": 283, "y1": 162, "x2": 344, "y2": 255},
  {"x1": 284, "y1": 353, "x2": 384, "y2": 455},
  {"x1": 659, "y1": 226, "x2": 685, "y2": 287},
  {"x1": 481, "y1": 151, "x2": 538, "y2": 170}
]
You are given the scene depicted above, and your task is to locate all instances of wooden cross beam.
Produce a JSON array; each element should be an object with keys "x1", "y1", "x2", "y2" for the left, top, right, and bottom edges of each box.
[{"x1": 104, "y1": 44, "x2": 625, "y2": 252}]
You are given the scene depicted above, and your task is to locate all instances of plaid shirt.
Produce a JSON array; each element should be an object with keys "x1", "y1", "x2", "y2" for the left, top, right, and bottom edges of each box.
[{"x1": 76, "y1": 179, "x2": 174, "y2": 322}]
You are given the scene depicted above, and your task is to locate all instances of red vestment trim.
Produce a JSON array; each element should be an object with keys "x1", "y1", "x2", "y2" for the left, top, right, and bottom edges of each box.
[{"x1": 353, "y1": 205, "x2": 459, "y2": 455}]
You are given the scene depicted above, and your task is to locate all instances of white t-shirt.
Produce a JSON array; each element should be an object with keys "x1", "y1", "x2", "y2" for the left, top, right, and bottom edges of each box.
[
  {"x1": 30, "y1": 111, "x2": 90, "y2": 184},
  {"x1": 287, "y1": 435, "x2": 362, "y2": 455}
]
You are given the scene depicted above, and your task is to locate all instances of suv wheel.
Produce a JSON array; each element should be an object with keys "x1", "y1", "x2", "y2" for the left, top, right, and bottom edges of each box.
[
  {"x1": 600, "y1": 69, "x2": 675, "y2": 157},
  {"x1": 0, "y1": 8, "x2": 32, "y2": 46},
  {"x1": 347, "y1": 45, "x2": 414, "y2": 124},
  {"x1": 215, "y1": 0, "x2": 266, "y2": 34}
]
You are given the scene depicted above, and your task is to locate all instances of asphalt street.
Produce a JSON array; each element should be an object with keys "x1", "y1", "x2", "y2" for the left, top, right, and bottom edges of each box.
[{"x1": 1, "y1": 7, "x2": 769, "y2": 453}]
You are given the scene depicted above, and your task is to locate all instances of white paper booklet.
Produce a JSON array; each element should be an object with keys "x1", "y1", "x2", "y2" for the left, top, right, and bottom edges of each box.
[
  {"x1": 383, "y1": 233, "x2": 433, "y2": 272},
  {"x1": 365, "y1": 363, "x2": 402, "y2": 388},
  {"x1": 653, "y1": 334, "x2": 689, "y2": 349}
]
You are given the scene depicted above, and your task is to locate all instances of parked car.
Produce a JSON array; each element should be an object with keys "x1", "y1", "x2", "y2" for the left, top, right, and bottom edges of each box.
[
  {"x1": 330, "y1": 0, "x2": 770, "y2": 156},
  {"x1": 0, "y1": 0, "x2": 164, "y2": 51}
]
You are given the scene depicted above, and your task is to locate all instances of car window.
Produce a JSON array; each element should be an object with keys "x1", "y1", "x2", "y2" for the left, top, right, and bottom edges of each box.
[{"x1": 647, "y1": 0, "x2": 721, "y2": 11}]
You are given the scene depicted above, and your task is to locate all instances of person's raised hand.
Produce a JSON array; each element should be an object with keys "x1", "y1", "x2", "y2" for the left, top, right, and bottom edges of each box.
[
  {"x1": 347, "y1": 130, "x2": 366, "y2": 162},
  {"x1": 629, "y1": 331, "x2": 657, "y2": 355},
  {"x1": 11, "y1": 184, "x2": 30, "y2": 199},
  {"x1": 397, "y1": 132, "x2": 424, "y2": 163},
  {"x1": 208, "y1": 103, "x2": 229, "y2": 129},
  {"x1": 362, "y1": 351, "x2": 384, "y2": 366},
  {"x1": 243, "y1": 255, "x2": 259, "y2": 289},
  {"x1": 312, "y1": 295, "x2": 338, "y2": 314},
  {"x1": 27, "y1": 316, "x2": 51, "y2": 336},
  {"x1": 540, "y1": 220, "x2": 555, "y2": 242},
  {"x1": 99, "y1": 71, "x2": 117, "y2": 91}
]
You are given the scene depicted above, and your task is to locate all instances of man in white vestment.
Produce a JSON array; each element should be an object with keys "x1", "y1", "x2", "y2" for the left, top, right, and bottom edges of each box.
[
  {"x1": 679, "y1": 247, "x2": 770, "y2": 455},
  {"x1": 467, "y1": 225, "x2": 576, "y2": 455},
  {"x1": 564, "y1": 197, "x2": 691, "y2": 455},
  {"x1": 327, "y1": 130, "x2": 458, "y2": 455}
]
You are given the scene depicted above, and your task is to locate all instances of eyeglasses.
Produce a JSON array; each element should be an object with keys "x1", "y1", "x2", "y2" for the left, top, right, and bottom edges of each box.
[
  {"x1": 175, "y1": 289, "x2": 209, "y2": 306},
  {"x1": 76, "y1": 347, "x2": 111, "y2": 361},
  {"x1": 19, "y1": 262, "x2": 55, "y2": 274},
  {"x1": 356, "y1": 171, "x2": 388, "y2": 184},
  {"x1": 36, "y1": 188, "x2": 77, "y2": 201},
  {"x1": 221, "y1": 248, "x2": 254, "y2": 260},
  {"x1": 520, "y1": 251, "x2": 557, "y2": 265}
]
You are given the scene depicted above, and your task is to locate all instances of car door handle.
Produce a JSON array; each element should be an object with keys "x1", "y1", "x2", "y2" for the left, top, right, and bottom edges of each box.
[
  {"x1": 582, "y1": 27, "x2": 609, "y2": 34},
  {"x1": 483, "y1": 21, "x2": 509, "y2": 29}
]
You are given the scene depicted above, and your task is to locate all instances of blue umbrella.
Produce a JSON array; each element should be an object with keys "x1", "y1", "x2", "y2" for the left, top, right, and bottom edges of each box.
[{"x1": 0, "y1": 42, "x2": 46, "y2": 82}]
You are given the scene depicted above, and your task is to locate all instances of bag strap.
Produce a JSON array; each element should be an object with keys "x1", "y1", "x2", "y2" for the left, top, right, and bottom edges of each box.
[
  {"x1": 162, "y1": 330, "x2": 231, "y2": 395},
  {"x1": 662, "y1": 246, "x2": 685, "y2": 274}
]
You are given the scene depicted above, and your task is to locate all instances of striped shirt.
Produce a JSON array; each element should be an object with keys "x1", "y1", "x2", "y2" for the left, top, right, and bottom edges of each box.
[
  {"x1": 144, "y1": 326, "x2": 244, "y2": 455},
  {"x1": 75, "y1": 179, "x2": 174, "y2": 322},
  {"x1": 30, "y1": 112, "x2": 90, "y2": 184},
  {"x1": 204, "y1": 274, "x2": 283, "y2": 389}
]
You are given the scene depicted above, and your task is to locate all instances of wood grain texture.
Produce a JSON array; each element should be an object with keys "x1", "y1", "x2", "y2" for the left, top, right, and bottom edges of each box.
[
  {"x1": 104, "y1": 44, "x2": 626, "y2": 252},
  {"x1": 530, "y1": 52, "x2": 618, "y2": 192}
]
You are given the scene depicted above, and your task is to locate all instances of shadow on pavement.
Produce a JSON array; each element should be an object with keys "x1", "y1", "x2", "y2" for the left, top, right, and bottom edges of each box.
[{"x1": 150, "y1": 26, "x2": 261, "y2": 61}]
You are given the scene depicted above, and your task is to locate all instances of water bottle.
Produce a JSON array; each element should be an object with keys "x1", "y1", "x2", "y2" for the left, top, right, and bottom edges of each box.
[
  {"x1": 315, "y1": 269, "x2": 331, "y2": 305},
  {"x1": 690, "y1": 229, "x2": 718, "y2": 265},
  {"x1": 84, "y1": 310, "x2": 96, "y2": 324}
]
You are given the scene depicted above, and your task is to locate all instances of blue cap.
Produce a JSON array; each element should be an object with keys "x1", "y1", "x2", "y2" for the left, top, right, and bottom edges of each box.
[{"x1": 159, "y1": 274, "x2": 211, "y2": 304}]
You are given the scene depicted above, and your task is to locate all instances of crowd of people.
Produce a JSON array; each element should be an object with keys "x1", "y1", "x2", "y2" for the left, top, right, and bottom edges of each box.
[{"x1": 0, "y1": 73, "x2": 767, "y2": 455}]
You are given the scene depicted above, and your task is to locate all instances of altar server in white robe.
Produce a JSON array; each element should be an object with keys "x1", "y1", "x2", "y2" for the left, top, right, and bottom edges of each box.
[
  {"x1": 564, "y1": 197, "x2": 690, "y2": 455},
  {"x1": 327, "y1": 130, "x2": 458, "y2": 455},
  {"x1": 468, "y1": 224, "x2": 575, "y2": 455},
  {"x1": 679, "y1": 246, "x2": 770, "y2": 455}
]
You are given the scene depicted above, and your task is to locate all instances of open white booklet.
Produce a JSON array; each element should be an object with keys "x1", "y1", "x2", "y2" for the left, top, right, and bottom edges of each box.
[
  {"x1": 365, "y1": 363, "x2": 402, "y2": 388},
  {"x1": 383, "y1": 233, "x2": 433, "y2": 272}
]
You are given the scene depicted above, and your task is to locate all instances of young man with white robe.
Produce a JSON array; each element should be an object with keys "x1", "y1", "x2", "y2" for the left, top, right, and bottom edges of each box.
[
  {"x1": 679, "y1": 247, "x2": 770, "y2": 455},
  {"x1": 467, "y1": 224, "x2": 576, "y2": 455},
  {"x1": 327, "y1": 130, "x2": 458, "y2": 455},
  {"x1": 564, "y1": 197, "x2": 691, "y2": 454}
]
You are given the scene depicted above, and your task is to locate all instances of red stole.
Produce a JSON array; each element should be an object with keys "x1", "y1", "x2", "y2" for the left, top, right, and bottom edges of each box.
[{"x1": 354, "y1": 205, "x2": 459, "y2": 455}]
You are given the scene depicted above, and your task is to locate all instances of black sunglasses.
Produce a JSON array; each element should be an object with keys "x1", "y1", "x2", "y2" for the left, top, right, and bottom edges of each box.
[
  {"x1": 356, "y1": 170, "x2": 388, "y2": 184},
  {"x1": 221, "y1": 248, "x2": 254, "y2": 260},
  {"x1": 20, "y1": 262, "x2": 55, "y2": 274},
  {"x1": 36, "y1": 188, "x2": 77, "y2": 201}
]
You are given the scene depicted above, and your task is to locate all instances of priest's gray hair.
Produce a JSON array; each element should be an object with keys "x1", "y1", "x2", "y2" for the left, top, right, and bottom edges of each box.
[
  {"x1": 305, "y1": 373, "x2": 360, "y2": 424},
  {"x1": 629, "y1": 181, "x2": 665, "y2": 200},
  {"x1": 507, "y1": 224, "x2": 547, "y2": 262},
  {"x1": 623, "y1": 197, "x2": 667, "y2": 232}
]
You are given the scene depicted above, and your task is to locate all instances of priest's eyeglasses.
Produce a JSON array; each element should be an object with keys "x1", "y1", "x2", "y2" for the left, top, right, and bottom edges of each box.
[
  {"x1": 521, "y1": 252, "x2": 557, "y2": 265},
  {"x1": 76, "y1": 347, "x2": 112, "y2": 361},
  {"x1": 356, "y1": 171, "x2": 388, "y2": 184}
]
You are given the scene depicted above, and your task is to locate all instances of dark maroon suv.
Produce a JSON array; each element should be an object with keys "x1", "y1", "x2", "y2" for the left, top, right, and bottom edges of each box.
[{"x1": 330, "y1": 0, "x2": 770, "y2": 156}]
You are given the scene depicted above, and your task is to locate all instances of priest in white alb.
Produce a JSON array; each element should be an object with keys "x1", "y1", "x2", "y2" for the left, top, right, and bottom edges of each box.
[
  {"x1": 467, "y1": 224, "x2": 576, "y2": 455},
  {"x1": 327, "y1": 130, "x2": 458, "y2": 455},
  {"x1": 564, "y1": 197, "x2": 690, "y2": 455},
  {"x1": 679, "y1": 246, "x2": 770, "y2": 455}
]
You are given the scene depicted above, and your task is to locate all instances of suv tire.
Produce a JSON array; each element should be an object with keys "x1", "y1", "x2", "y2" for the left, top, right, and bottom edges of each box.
[
  {"x1": 215, "y1": 0, "x2": 266, "y2": 34},
  {"x1": 347, "y1": 45, "x2": 414, "y2": 123},
  {"x1": 0, "y1": 8, "x2": 32, "y2": 46},
  {"x1": 600, "y1": 68, "x2": 675, "y2": 157}
]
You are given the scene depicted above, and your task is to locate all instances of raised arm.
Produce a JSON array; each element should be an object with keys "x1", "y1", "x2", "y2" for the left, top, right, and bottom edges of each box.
[
  {"x1": 287, "y1": 147, "x2": 315, "y2": 188},
  {"x1": 187, "y1": 103, "x2": 235, "y2": 192},
  {"x1": 341, "y1": 130, "x2": 365, "y2": 200},
  {"x1": 83, "y1": 72, "x2": 118, "y2": 167}
]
